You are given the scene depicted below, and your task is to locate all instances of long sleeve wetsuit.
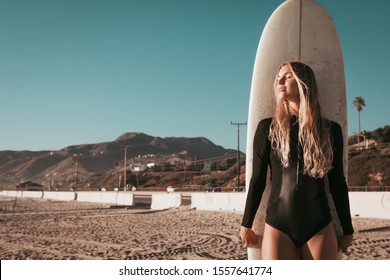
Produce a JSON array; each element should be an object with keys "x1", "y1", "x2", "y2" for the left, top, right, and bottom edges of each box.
[{"x1": 242, "y1": 117, "x2": 354, "y2": 248}]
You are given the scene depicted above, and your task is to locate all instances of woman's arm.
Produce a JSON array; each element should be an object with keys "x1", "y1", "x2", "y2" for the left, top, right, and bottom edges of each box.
[
  {"x1": 241, "y1": 119, "x2": 272, "y2": 228},
  {"x1": 327, "y1": 122, "x2": 354, "y2": 236}
]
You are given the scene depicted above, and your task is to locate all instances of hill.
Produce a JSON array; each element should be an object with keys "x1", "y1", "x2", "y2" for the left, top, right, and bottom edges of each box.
[
  {"x1": 347, "y1": 125, "x2": 390, "y2": 187},
  {"x1": 348, "y1": 144, "x2": 390, "y2": 186},
  {"x1": 0, "y1": 133, "x2": 239, "y2": 190}
]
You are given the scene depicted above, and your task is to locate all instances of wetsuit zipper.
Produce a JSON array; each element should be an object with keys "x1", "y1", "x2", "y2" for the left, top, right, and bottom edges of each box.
[{"x1": 296, "y1": 144, "x2": 300, "y2": 185}]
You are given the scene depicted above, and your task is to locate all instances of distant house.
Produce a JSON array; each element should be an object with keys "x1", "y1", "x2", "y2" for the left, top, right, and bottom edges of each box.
[
  {"x1": 15, "y1": 181, "x2": 44, "y2": 191},
  {"x1": 201, "y1": 163, "x2": 211, "y2": 172},
  {"x1": 349, "y1": 139, "x2": 377, "y2": 151},
  {"x1": 130, "y1": 164, "x2": 146, "y2": 172}
]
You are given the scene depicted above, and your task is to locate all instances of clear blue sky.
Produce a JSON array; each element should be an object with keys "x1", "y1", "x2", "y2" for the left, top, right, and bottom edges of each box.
[{"x1": 1, "y1": 0, "x2": 389, "y2": 151}]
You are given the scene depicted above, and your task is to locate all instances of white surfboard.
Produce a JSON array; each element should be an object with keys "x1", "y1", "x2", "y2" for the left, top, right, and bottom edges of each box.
[{"x1": 245, "y1": 0, "x2": 347, "y2": 259}]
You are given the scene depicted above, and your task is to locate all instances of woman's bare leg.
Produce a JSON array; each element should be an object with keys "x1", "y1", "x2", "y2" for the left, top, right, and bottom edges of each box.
[
  {"x1": 300, "y1": 222, "x2": 338, "y2": 260},
  {"x1": 262, "y1": 224, "x2": 298, "y2": 260}
]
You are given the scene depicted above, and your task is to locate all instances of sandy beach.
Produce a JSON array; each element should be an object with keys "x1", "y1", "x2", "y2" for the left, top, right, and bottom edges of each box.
[{"x1": 0, "y1": 196, "x2": 389, "y2": 260}]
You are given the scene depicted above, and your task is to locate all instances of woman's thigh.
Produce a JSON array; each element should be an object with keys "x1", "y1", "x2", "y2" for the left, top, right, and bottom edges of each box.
[
  {"x1": 300, "y1": 222, "x2": 338, "y2": 260},
  {"x1": 262, "y1": 223, "x2": 298, "y2": 260}
]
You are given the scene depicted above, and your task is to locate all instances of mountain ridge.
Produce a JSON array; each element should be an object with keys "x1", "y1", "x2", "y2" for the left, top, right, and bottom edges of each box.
[{"x1": 0, "y1": 132, "x2": 237, "y2": 189}]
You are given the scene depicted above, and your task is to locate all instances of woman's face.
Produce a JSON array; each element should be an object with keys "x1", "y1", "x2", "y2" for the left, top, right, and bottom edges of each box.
[{"x1": 276, "y1": 65, "x2": 300, "y2": 105}]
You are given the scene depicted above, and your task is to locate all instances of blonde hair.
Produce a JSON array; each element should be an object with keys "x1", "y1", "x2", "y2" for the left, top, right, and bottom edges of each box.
[{"x1": 269, "y1": 62, "x2": 333, "y2": 178}]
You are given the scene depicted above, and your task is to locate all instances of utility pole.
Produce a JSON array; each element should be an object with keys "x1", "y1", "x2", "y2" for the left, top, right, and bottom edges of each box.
[
  {"x1": 231, "y1": 121, "x2": 247, "y2": 188},
  {"x1": 73, "y1": 153, "x2": 81, "y2": 191},
  {"x1": 123, "y1": 146, "x2": 130, "y2": 191},
  {"x1": 75, "y1": 159, "x2": 78, "y2": 189}
]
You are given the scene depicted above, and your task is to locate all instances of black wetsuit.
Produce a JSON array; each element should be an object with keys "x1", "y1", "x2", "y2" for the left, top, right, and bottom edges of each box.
[{"x1": 242, "y1": 117, "x2": 354, "y2": 248}]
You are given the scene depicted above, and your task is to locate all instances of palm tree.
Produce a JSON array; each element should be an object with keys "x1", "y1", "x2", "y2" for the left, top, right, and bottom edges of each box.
[
  {"x1": 353, "y1": 96, "x2": 366, "y2": 147},
  {"x1": 353, "y1": 96, "x2": 366, "y2": 134}
]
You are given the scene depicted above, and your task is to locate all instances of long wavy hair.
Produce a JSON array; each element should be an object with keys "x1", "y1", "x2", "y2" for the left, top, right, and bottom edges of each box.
[{"x1": 268, "y1": 61, "x2": 333, "y2": 178}]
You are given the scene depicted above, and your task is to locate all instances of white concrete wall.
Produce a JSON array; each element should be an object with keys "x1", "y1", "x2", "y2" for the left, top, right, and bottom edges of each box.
[
  {"x1": 151, "y1": 193, "x2": 182, "y2": 210},
  {"x1": 191, "y1": 192, "x2": 389, "y2": 219},
  {"x1": 0, "y1": 190, "x2": 43, "y2": 198},
  {"x1": 115, "y1": 192, "x2": 134, "y2": 205},
  {"x1": 1, "y1": 190, "x2": 19, "y2": 197},
  {"x1": 24, "y1": 191, "x2": 44, "y2": 198},
  {"x1": 44, "y1": 191, "x2": 76, "y2": 201},
  {"x1": 0, "y1": 190, "x2": 389, "y2": 219},
  {"x1": 349, "y1": 192, "x2": 390, "y2": 219},
  {"x1": 0, "y1": 190, "x2": 134, "y2": 205},
  {"x1": 191, "y1": 193, "x2": 246, "y2": 212},
  {"x1": 76, "y1": 191, "x2": 133, "y2": 205}
]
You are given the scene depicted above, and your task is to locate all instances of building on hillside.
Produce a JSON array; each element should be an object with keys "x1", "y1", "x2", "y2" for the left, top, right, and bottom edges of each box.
[
  {"x1": 15, "y1": 181, "x2": 44, "y2": 191},
  {"x1": 201, "y1": 162, "x2": 211, "y2": 172},
  {"x1": 349, "y1": 139, "x2": 377, "y2": 151},
  {"x1": 130, "y1": 164, "x2": 146, "y2": 172}
]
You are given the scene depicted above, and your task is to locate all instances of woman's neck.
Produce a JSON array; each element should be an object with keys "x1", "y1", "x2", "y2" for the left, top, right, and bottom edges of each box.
[{"x1": 288, "y1": 104, "x2": 299, "y2": 116}]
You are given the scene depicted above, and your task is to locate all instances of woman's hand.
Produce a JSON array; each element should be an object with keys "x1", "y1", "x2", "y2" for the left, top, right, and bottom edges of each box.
[
  {"x1": 338, "y1": 234, "x2": 353, "y2": 253},
  {"x1": 240, "y1": 226, "x2": 260, "y2": 248}
]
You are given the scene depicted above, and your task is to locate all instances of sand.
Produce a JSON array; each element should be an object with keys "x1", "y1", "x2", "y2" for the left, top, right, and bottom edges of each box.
[{"x1": 0, "y1": 196, "x2": 389, "y2": 260}]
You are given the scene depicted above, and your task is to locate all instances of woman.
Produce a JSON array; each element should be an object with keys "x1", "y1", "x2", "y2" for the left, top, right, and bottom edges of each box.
[{"x1": 240, "y1": 61, "x2": 354, "y2": 259}]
